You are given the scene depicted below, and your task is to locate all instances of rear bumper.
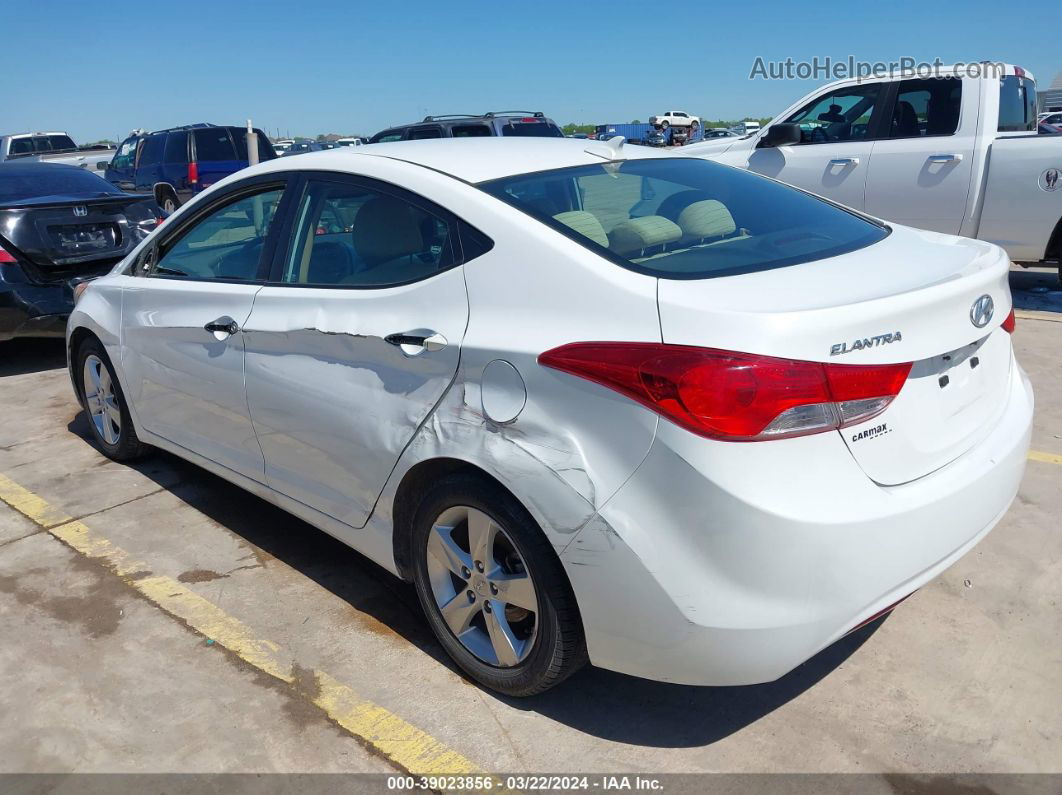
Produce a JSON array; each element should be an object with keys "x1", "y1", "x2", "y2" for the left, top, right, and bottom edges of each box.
[
  {"x1": 0, "y1": 266, "x2": 73, "y2": 342},
  {"x1": 562, "y1": 359, "x2": 1034, "y2": 686}
]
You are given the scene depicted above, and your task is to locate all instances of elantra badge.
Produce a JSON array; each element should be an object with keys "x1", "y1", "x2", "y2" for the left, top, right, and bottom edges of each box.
[
  {"x1": 830, "y1": 331, "x2": 902, "y2": 357},
  {"x1": 72, "y1": 206, "x2": 88, "y2": 217},
  {"x1": 970, "y1": 294, "x2": 994, "y2": 328}
]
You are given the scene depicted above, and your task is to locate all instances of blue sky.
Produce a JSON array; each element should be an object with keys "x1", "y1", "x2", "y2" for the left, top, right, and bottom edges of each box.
[{"x1": 7, "y1": 0, "x2": 1057, "y2": 142}]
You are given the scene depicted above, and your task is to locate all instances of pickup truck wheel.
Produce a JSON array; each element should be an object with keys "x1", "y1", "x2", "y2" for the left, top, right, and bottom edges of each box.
[{"x1": 661, "y1": 121, "x2": 670, "y2": 130}]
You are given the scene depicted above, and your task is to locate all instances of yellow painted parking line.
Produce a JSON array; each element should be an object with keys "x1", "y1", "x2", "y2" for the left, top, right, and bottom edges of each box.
[
  {"x1": 1029, "y1": 449, "x2": 1062, "y2": 466},
  {"x1": 0, "y1": 472, "x2": 484, "y2": 777},
  {"x1": 1014, "y1": 310, "x2": 1062, "y2": 323}
]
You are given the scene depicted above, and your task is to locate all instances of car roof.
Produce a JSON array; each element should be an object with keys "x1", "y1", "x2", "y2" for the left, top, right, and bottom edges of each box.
[{"x1": 251, "y1": 137, "x2": 673, "y2": 183}]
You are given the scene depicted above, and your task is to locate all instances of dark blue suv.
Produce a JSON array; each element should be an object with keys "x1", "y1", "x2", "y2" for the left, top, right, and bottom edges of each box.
[{"x1": 105, "y1": 124, "x2": 276, "y2": 213}]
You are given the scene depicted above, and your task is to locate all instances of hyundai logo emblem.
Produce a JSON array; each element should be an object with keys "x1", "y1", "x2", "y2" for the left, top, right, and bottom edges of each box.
[
  {"x1": 72, "y1": 206, "x2": 88, "y2": 217},
  {"x1": 970, "y1": 294, "x2": 994, "y2": 328}
]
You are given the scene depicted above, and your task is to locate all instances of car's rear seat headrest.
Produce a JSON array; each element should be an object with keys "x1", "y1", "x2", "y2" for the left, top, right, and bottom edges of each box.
[
  {"x1": 608, "y1": 216, "x2": 682, "y2": 255},
  {"x1": 676, "y1": 200, "x2": 736, "y2": 240},
  {"x1": 552, "y1": 211, "x2": 609, "y2": 248},
  {"x1": 352, "y1": 196, "x2": 424, "y2": 267}
]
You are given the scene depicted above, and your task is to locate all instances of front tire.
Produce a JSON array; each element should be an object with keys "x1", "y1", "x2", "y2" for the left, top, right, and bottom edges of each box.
[
  {"x1": 410, "y1": 474, "x2": 586, "y2": 696},
  {"x1": 75, "y1": 337, "x2": 146, "y2": 461}
]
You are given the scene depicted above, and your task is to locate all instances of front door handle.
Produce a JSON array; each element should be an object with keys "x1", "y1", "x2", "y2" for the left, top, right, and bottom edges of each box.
[
  {"x1": 928, "y1": 153, "x2": 963, "y2": 164},
  {"x1": 204, "y1": 317, "x2": 239, "y2": 336},
  {"x1": 385, "y1": 331, "x2": 447, "y2": 352},
  {"x1": 828, "y1": 157, "x2": 860, "y2": 167}
]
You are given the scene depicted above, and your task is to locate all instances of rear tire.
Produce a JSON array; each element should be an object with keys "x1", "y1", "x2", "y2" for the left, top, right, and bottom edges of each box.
[
  {"x1": 157, "y1": 186, "x2": 180, "y2": 215},
  {"x1": 661, "y1": 120, "x2": 670, "y2": 130},
  {"x1": 410, "y1": 473, "x2": 586, "y2": 696},
  {"x1": 75, "y1": 337, "x2": 147, "y2": 461}
]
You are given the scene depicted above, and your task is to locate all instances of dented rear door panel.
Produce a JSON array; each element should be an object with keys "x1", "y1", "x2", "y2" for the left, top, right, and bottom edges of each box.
[{"x1": 241, "y1": 271, "x2": 468, "y2": 528}]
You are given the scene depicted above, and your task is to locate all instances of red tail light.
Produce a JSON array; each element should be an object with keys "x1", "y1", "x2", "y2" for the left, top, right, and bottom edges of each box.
[
  {"x1": 1002, "y1": 308, "x2": 1016, "y2": 333},
  {"x1": 539, "y1": 342, "x2": 912, "y2": 441},
  {"x1": 188, "y1": 161, "x2": 199, "y2": 183},
  {"x1": 0, "y1": 243, "x2": 16, "y2": 264}
]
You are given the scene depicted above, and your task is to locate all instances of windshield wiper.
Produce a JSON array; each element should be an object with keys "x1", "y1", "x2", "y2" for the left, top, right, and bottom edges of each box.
[{"x1": 155, "y1": 266, "x2": 190, "y2": 277}]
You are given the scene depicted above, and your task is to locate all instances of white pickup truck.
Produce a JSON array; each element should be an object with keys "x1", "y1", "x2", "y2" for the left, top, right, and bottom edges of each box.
[
  {"x1": 0, "y1": 131, "x2": 114, "y2": 171},
  {"x1": 683, "y1": 65, "x2": 1062, "y2": 280},
  {"x1": 649, "y1": 111, "x2": 700, "y2": 131}
]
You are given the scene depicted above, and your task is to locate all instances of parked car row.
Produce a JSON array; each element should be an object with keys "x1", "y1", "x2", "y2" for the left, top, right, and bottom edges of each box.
[{"x1": 369, "y1": 111, "x2": 564, "y2": 143}]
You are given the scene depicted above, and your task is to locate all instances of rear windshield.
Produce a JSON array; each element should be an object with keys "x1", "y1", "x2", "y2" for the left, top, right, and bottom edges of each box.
[
  {"x1": 479, "y1": 158, "x2": 888, "y2": 279},
  {"x1": 0, "y1": 168, "x2": 123, "y2": 203},
  {"x1": 500, "y1": 121, "x2": 564, "y2": 138},
  {"x1": 998, "y1": 75, "x2": 1038, "y2": 132},
  {"x1": 44, "y1": 135, "x2": 77, "y2": 152}
]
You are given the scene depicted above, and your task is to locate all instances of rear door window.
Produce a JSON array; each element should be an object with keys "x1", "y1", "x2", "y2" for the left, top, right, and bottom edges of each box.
[
  {"x1": 163, "y1": 131, "x2": 189, "y2": 163},
  {"x1": 279, "y1": 179, "x2": 455, "y2": 287},
  {"x1": 194, "y1": 128, "x2": 237, "y2": 161},
  {"x1": 889, "y1": 77, "x2": 961, "y2": 138},
  {"x1": 139, "y1": 134, "x2": 165, "y2": 167},
  {"x1": 409, "y1": 126, "x2": 444, "y2": 140}
]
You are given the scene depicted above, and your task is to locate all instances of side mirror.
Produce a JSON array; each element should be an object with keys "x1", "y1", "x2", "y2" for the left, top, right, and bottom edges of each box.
[
  {"x1": 759, "y1": 123, "x2": 802, "y2": 148},
  {"x1": 97, "y1": 161, "x2": 109, "y2": 171}
]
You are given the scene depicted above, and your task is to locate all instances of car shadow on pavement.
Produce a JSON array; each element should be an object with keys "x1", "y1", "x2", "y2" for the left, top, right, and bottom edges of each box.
[
  {"x1": 500, "y1": 618, "x2": 885, "y2": 747},
  {"x1": 0, "y1": 338, "x2": 67, "y2": 377},
  {"x1": 65, "y1": 406, "x2": 885, "y2": 749},
  {"x1": 1010, "y1": 267, "x2": 1062, "y2": 313},
  {"x1": 63, "y1": 411, "x2": 445, "y2": 660}
]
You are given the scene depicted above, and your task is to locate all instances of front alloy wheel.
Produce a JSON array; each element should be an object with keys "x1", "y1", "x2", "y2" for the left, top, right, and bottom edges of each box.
[
  {"x1": 83, "y1": 354, "x2": 121, "y2": 445},
  {"x1": 76, "y1": 337, "x2": 146, "y2": 461}
]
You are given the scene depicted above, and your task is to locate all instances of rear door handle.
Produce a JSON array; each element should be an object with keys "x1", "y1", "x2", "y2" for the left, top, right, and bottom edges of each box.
[
  {"x1": 385, "y1": 331, "x2": 447, "y2": 352},
  {"x1": 204, "y1": 317, "x2": 239, "y2": 336},
  {"x1": 928, "y1": 153, "x2": 963, "y2": 164},
  {"x1": 828, "y1": 157, "x2": 859, "y2": 166}
]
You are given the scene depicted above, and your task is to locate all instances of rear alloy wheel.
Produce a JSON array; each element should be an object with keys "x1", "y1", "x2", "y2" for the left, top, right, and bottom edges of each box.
[
  {"x1": 661, "y1": 120, "x2": 670, "y2": 130},
  {"x1": 76, "y1": 338, "x2": 146, "y2": 461},
  {"x1": 411, "y1": 475, "x2": 586, "y2": 696}
]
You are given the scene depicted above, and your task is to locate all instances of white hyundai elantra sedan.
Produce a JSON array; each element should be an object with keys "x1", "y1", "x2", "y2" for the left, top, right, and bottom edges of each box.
[{"x1": 66, "y1": 137, "x2": 1033, "y2": 695}]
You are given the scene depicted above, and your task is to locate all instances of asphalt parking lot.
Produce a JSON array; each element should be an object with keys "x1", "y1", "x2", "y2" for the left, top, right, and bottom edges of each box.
[{"x1": 1, "y1": 267, "x2": 1060, "y2": 779}]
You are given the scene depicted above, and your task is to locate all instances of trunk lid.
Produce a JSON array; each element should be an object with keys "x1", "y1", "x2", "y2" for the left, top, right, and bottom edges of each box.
[
  {"x1": 656, "y1": 224, "x2": 1014, "y2": 485},
  {"x1": 0, "y1": 194, "x2": 157, "y2": 277}
]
